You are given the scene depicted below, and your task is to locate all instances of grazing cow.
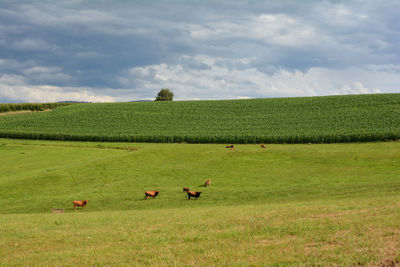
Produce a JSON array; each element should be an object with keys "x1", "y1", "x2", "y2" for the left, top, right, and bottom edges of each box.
[
  {"x1": 144, "y1": 190, "x2": 160, "y2": 199},
  {"x1": 183, "y1": 187, "x2": 190, "y2": 192},
  {"x1": 205, "y1": 179, "x2": 211, "y2": 187},
  {"x1": 187, "y1": 191, "x2": 202, "y2": 199},
  {"x1": 261, "y1": 144, "x2": 267, "y2": 148},
  {"x1": 226, "y1": 145, "x2": 234, "y2": 150},
  {"x1": 73, "y1": 200, "x2": 88, "y2": 210}
]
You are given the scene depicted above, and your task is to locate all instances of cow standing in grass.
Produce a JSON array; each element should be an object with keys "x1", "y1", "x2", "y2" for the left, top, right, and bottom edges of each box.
[
  {"x1": 261, "y1": 144, "x2": 267, "y2": 148},
  {"x1": 187, "y1": 191, "x2": 202, "y2": 200},
  {"x1": 205, "y1": 179, "x2": 211, "y2": 187},
  {"x1": 73, "y1": 200, "x2": 88, "y2": 210},
  {"x1": 226, "y1": 145, "x2": 234, "y2": 150},
  {"x1": 144, "y1": 190, "x2": 159, "y2": 199}
]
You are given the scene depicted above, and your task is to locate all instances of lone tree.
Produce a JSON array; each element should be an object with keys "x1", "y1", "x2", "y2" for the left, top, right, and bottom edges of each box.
[{"x1": 155, "y1": 88, "x2": 174, "y2": 101}]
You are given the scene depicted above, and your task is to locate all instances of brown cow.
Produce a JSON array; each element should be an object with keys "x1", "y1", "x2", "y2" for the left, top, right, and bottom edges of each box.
[
  {"x1": 144, "y1": 190, "x2": 160, "y2": 199},
  {"x1": 226, "y1": 145, "x2": 234, "y2": 150},
  {"x1": 187, "y1": 191, "x2": 202, "y2": 199},
  {"x1": 205, "y1": 179, "x2": 211, "y2": 187},
  {"x1": 73, "y1": 200, "x2": 88, "y2": 210},
  {"x1": 183, "y1": 187, "x2": 190, "y2": 192},
  {"x1": 261, "y1": 144, "x2": 267, "y2": 148}
]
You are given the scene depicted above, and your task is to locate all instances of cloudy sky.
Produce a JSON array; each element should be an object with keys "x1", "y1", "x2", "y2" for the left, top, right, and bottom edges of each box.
[{"x1": 0, "y1": 0, "x2": 399, "y2": 102}]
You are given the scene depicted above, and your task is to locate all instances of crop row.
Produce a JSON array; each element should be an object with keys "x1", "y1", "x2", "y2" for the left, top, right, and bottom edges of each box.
[{"x1": 0, "y1": 131, "x2": 398, "y2": 144}]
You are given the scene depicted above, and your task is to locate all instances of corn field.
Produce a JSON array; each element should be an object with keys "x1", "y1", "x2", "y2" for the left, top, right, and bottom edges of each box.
[
  {"x1": 0, "y1": 103, "x2": 76, "y2": 113},
  {"x1": 0, "y1": 94, "x2": 399, "y2": 143}
]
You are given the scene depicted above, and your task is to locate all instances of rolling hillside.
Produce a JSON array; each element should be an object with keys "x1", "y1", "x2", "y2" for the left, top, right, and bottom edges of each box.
[
  {"x1": 1, "y1": 139, "x2": 400, "y2": 265},
  {"x1": 1, "y1": 139, "x2": 399, "y2": 214},
  {"x1": 0, "y1": 93, "x2": 399, "y2": 143}
]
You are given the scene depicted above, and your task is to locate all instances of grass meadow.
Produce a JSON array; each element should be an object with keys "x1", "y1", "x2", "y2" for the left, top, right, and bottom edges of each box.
[{"x1": 1, "y1": 139, "x2": 400, "y2": 265}]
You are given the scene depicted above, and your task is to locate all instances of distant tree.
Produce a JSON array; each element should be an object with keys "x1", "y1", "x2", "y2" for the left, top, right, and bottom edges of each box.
[{"x1": 155, "y1": 88, "x2": 174, "y2": 101}]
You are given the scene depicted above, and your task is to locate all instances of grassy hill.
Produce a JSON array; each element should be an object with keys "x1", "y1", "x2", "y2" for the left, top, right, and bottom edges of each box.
[
  {"x1": 1, "y1": 139, "x2": 400, "y2": 265},
  {"x1": 0, "y1": 93, "x2": 399, "y2": 143},
  {"x1": 1, "y1": 139, "x2": 399, "y2": 214},
  {"x1": 2, "y1": 138, "x2": 400, "y2": 214}
]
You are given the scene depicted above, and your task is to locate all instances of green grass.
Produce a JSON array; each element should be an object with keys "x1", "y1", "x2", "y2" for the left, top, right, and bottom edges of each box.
[
  {"x1": 1, "y1": 139, "x2": 399, "y2": 214},
  {"x1": 1, "y1": 139, "x2": 400, "y2": 265},
  {"x1": 0, "y1": 93, "x2": 399, "y2": 143},
  {"x1": 1, "y1": 198, "x2": 400, "y2": 266}
]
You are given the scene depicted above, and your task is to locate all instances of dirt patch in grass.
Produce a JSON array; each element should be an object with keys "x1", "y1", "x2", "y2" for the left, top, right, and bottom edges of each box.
[
  {"x1": 0, "y1": 111, "x2": 35, "y2": 116},
  {"x1": 375, "y1": 230, "x2": 400, "y2": 267},
  {"x1": 257, "y1": 235, "x2": 298, "y2": 246},
  {"x1": 0, "y1": 109, "x2": 52, "y2": 116}
]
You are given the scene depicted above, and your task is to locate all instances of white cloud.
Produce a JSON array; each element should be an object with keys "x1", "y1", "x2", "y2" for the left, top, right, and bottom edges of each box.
[
  {"x1": 0, "y1": 74, "x2": 115, "y2": 103},
  {"x1": 236, "y1": 96, "x2": 253, "y2": 99},
  {"x1": 1, "y1": 59, "x2": 397, "y2": 103},
  {"x1": 122, "y1": 56, "x2": 399, "y2": 100},
  {"x1": 334, "y1": 82, "x2": 381, "y2": 95}
]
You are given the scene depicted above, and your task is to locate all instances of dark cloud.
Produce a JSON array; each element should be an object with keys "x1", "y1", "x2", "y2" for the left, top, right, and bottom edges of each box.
[{"x1": 0, "y1": 0, "x2": 399, "y2": 102}]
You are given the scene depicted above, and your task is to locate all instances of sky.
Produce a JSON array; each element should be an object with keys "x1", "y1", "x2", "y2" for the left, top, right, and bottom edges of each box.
[{"x1": 0, "y1": 0, "x2": 399, "y2": 102}]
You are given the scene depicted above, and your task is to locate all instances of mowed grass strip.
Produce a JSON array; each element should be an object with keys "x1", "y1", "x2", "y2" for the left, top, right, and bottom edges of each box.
[
  {"x1": 1, "y1": 197, "x2": 400, "y2": 266},
  {"x1": 0, "y1": 93, "x2": 399, "y2": 143}
]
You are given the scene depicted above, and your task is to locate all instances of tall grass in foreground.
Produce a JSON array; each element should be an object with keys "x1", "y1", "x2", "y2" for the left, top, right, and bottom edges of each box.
[
  {"x1": 1, "y1": 197, "x2": 399, "y2": 266},
  {"x1": 0, "y1": 94, "x2": 399, "y2": 143}
]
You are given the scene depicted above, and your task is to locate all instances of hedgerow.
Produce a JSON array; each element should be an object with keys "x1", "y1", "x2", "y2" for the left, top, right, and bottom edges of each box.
[{"x1": 0, "y1": 103, "x2": 76, "y2": 113}]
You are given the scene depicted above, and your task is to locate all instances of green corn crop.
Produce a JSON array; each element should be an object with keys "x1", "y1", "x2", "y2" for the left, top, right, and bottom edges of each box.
[{"x1": 0, "y1": 94, "x2": 399, "y2": 144}]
